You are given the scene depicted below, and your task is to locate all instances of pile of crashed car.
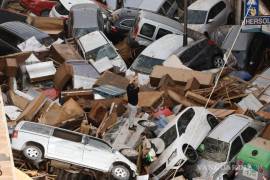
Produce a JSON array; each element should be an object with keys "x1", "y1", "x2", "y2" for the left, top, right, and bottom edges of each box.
[{"x1": 0, "y1": 0, "x2": 270, "y2": 179}]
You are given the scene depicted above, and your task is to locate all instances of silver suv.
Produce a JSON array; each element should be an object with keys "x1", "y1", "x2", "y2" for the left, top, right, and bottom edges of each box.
[{"x1": 11, "y1": 121, "x2": 137, "y2": 180}]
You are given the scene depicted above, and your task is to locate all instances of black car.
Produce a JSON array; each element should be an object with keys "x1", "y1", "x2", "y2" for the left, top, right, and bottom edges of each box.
[
  {"x1": 67, "y1": 3, "x2": 104, "y2": 38},
  {"x1": 0, "y1": 21, "x2": 54, "y2": 56},
  {"x1": 176, "y1": 38, "x2": 224, "y2": 70}
]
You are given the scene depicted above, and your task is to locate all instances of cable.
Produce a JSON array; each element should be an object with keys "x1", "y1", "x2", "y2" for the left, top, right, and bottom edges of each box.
[{"x1": 170, "y1": 3, "x2": 254, "y2": 179}]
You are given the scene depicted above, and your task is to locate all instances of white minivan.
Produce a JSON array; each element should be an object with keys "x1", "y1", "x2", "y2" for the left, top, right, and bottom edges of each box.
[{"x1": 11, "y1": 121, "x2": 137, "y2": 180}]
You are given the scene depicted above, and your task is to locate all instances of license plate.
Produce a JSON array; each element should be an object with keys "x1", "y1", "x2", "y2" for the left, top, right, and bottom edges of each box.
[{"x1": 242, "y1": 167, "x2": 258, "y2": 179}]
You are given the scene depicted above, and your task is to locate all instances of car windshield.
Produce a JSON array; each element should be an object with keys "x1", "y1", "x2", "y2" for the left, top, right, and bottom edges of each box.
[
  {"x1": 55, "y1": 2, "x2": 69, "y2": 15},
  {"x1": 131, "y1": 55, "x2": 164, "y2": 74},
  {"x1": 200, "y1": 137, "x2": 229, "y2": 163},
  {"x1": 85, "y1": 136, "x2": 112, "y2": 151},
  {"x1": 85, "y1": 43, "x2": 118, "y2": 61},
  {"x1": 187, "y1": 10, "x2": 207, "y2": 24}
]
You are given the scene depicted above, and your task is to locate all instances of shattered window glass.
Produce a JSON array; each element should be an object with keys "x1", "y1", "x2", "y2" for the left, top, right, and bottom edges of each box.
[
  {"x1": 131, "y1": 55, "x2": 164, "y2": 74},
  {"x1": 160, "y1": 125, "x2": 177, "y2": 148},
  {"x1": 140, "y1": 23, "x2": 155, "y2": 38},
  {"x1": 200, "y1": 137, "x2": 229, "y2": 163},
  {"x1": 85, "y1": 44, "x2": 118, "y2": 61}
]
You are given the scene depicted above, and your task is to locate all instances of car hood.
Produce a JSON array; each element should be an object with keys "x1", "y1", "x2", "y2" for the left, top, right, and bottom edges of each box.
[
  {"x1": 187, "y1": 24, "x2": 205, "y2": 33},
  {"x1": 196, "y1": 158, "x2": 226, "y2": 179}
]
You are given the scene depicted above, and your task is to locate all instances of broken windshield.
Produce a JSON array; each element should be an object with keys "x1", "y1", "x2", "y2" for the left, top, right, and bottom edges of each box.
[
  {"x1": 85, "y1": 44, "x2": 118, "y2": 61},
  {"x1": 200, "y1": 137, "x2": 229, "y2": 163},
  {"x1": 131, "y1": 55, "x2": 164, "y2": 74},
  {"x1": 187, "y1": 10, "x2": 207, "y2": 24}
]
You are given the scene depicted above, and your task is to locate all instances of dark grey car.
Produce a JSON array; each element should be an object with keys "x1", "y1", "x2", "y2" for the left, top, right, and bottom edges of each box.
[
  {"x1": 0, "y1": 21, "x2": 54, "y2": 56},
  {"x1": 67, "y1": 3, "x2": 104, "y2": 38}
]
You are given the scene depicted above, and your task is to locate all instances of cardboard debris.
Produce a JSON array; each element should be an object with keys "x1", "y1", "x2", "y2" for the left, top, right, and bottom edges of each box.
[
  {"x1": 167, "y1": 89, "x2": 199, "y2": 107},
  {"x1": 38, "y1": 101, "x2": 70, "y2": 126},
  {"x1": 137, "y1": 91, "x2": 164, "y2": 110},
  {"x1": 16, "y1": 93, "x2": 47, "y2": 122},
  {"x1": 95, "y1": 71, "x2": 129, "y2": 90},
  {"x1": 61, "y1": 89, "x2": 94, "y2": 103},
  {"x1": 262, "y1": 125, "x2": 270, "y2": 140},
  {"x1": 185, "y1": 91, "x2": 215, "y2": 106},
  {"x1": 88, "y1": 103, "x2": 107, "y2": 127},
  {"x1": 5, "y1": 58, "x2": 18, "y2": 77},
  {"x1": 62, "y1": 98, "x2": 84, "y2": 119},
  {"x1": 54, "y1": 63, "x2": 73, "y2": 90},
  {"x1": 184, "y1": 78, "x2": 200, "y2": 92},
  {"x1": 50, "y1": 44, "x2": 83, "y2": 64},
  {"x1": 25, "y1": 61, "x2": 56, "y2": 82},
  {"x1": 238, "y1": 94, "x2": 263, "y2": 112},
  {"x1": 8, "y1": 90, "x2": 30, "y2": 110},
  {"x1": 150, "y1": 65, "x2": 214, "y2": 87}
]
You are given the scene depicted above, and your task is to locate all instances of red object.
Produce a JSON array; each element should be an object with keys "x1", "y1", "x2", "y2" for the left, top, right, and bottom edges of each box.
[
  {"x1": 42, "y1": 88, "x2": 60, "y2": 100},
  {"x1": 12, "y1": 130, "x2": 18, "y2": 138},
  {"x1": 20, "y1": 0, "x2": 57, "y2": 16},
  {"x1": 207, "y1": 39, "x2": 216, "y2": 46},
  {"x1": 153, "y1": 107, "x2": 173, "y2": 118}
]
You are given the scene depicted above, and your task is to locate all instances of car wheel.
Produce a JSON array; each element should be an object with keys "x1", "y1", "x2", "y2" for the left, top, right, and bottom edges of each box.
[
  {"x1": 120, "y1": 148, "x2": 138, "y2": 162},
  {"x1": 23, "y1": 145, "x2": 43, "y2": 162},
  {"x1": 212, "y1": 55, "x2": 225, "y2": 68},
  {"x1": 111, "y1": 164, "x2": 130, "y2": 180},
  {"x1": 183, "y1": 145, "x2": 198, "y2": 164},
  {"x1": 40, "y1": 10, "x2": 50, "y2": 17},
  {"x1": 138, "y1": 120, "x2": 156, "y2": 129}
]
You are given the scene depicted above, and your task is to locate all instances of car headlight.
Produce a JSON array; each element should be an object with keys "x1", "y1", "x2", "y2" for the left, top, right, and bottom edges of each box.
[{"x1": 168, "y1": 149, "x2": 177, "y2": 164}]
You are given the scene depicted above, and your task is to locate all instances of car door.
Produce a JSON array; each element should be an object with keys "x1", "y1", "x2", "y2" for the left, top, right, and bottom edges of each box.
[
  {"x1": 206, "y1": 1, "x2": 227, "y2": 32},
  {"x1": 82, "y1": 136, "x2": 114, "y2": 172},
  {"x1": 47, "y1": 129, "x2": 84, "y2": 164}
]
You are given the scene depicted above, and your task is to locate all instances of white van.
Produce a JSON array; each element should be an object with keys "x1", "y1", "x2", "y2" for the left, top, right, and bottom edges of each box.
[
  {"x1": 126, "y1": 34, "x2": 192, "y2": 84},
  {"x1": 128, "y1": 10, "x2": 183, "y2": 47}
]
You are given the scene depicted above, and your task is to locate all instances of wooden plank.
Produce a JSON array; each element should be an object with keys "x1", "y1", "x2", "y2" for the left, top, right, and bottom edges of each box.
[
  {"x1": 0, "y1": 89, "x2": 16, "y2": 180},
  {"x1": 185, "y1": 91, "x2": 215, "y2": 106}
]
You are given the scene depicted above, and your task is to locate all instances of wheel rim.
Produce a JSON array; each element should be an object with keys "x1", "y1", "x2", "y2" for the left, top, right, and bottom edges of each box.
[
  {"x1": 26, "y1": 147, "x2": 39, "y2": 159},
  {"x1": 142, "y1": 121, "x2": 155, "y2": 127},
  {"x1": 114, "y1": 167, "x2": 127, "y2": 178},
  {"x1": 214, "y1": 57, "x2": 224, "y2": 68}
]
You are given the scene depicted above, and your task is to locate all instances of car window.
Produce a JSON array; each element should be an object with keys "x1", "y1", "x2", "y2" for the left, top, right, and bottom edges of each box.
[
  {"x1": 177, "y1": 108, "x2": 195, "y2": 136},
  {"x1": 120, "y1": 19, "x2": 135, "y2": 28},
  {"x1": 229, "y1": 137, "x2": 243, "y2": 161},
  {"x1": 140, "y1": 23, "x2": 156, "y2": 38},
  {"x1": 241, "y1": 127, "x2": 257, "y2": 143},
  {"x1": 21, "y1": 122, "x2": 52, "y2": 135},
  {"x1": 162, "y1": 1, "x2": 171, "y2": 12},
  {"x1": 207, "y1": 114, "x2": 219, "y2": 129},
  {"x1": 53, "y1": 129, "x2": 82, "y2": 143},
  {"x1": 85, "y1": 137, "x2": 112, "y2": 151},
  {"x1": 207, "y1": 1, "x2": 226, "y2": 21},
  {"x1": 160, "y1": 125, "x2": 177, "y2": 148},
  {"x1": 55, "y1": 2, "x2": 69, "y2": 15},
  {"x1": 156, "y1": 28, "x2": 172, "y2": 39}
]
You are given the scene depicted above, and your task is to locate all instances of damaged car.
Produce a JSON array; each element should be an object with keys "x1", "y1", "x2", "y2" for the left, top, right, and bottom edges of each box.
[
  {"x1": 193, "y1": 114, "x2": 265, "y2": 180},
  {"x1": 77, "y1": 31, "x2": 127, "y2": 73},
  {"x1": 149, "y1": 107, "x2": 219, "y2": 179},
  {"x1": 11, "y1": 121, "x2": 137, "y2": 180}
]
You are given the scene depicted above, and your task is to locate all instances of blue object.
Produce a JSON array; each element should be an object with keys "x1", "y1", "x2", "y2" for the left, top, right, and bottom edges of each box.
[
  {"x1": 230, "y1": 71, "x2": 252, "y2": 81},
  {"x1": 245, "y1": 0, "x2": 259, "y2": 17}
]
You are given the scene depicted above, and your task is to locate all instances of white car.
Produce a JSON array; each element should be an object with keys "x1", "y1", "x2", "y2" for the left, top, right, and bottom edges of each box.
[
  {"x1": 126, "y1": 34, "x2": 192, "y2": 85},
  {"x1": 187, "y1": 0, "x2": 232, "y2": 34},
  {"x1": 49, "y1": 0, "x2": 95, "y2": 18},
  {"x1": 149, "y1": 107, "x2": 219, "y2": 179},
  {"x1": 77, "y1": 31, "x2": 127, "y2": 73},
  {"x1": 11, "y1": 121, "x2": 137, "y2": 180},
  {"x1": 193, "y1": 114, "x2": 265, "y2": 180}
]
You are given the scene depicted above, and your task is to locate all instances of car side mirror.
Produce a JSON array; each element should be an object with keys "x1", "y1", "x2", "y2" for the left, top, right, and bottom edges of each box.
[{"x1": 208, "y1": 19, "x2": 214, "y2": 23}]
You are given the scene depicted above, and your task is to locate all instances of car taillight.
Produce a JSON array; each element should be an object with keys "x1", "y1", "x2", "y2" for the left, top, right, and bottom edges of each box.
[
  {"x1": 207, "y1": 40, "x2": 216, "y2": 46},
  {"x1": 111, "y1": 26, "x2": 118, "y2": 33},
  {"x1": 12, "y1": 130, "x2": 18, "y2": 138}
]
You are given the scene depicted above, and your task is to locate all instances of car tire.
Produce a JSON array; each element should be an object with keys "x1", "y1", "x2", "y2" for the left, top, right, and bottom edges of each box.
[
  {"x1": 120, "y1": 148, "x2": 138, "y2": 162},
  {"x1": 183, "y1": 145, "x2": 198, "y2": 164},
  {"x1": 23, "y1": 144, "x2": 43, "y2": 162},
  {"x1": 111, "y1": 164, "x2": 130, "y2": 180},
  {"x1": 40, "y1": 10, "x2": 50, "y2": 17},
  {"x1": 212, "y1": 55, "x2": 225, "y2": 68},
  {"x1": 138, "y1": 120, "x2": 157, "y2": 129}
]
